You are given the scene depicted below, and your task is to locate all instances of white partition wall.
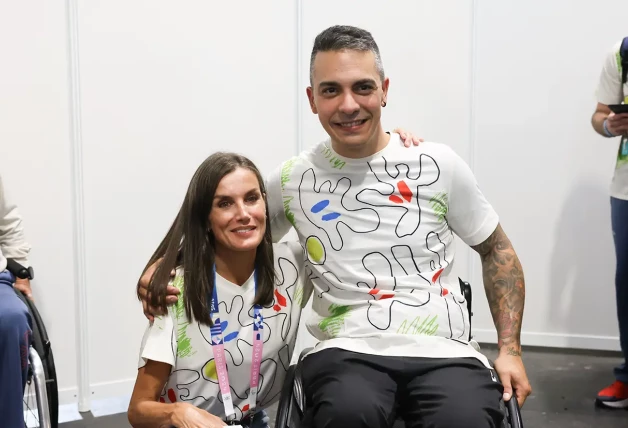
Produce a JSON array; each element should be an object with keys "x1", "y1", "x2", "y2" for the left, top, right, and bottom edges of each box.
[
  {"x1": 75, "y1": 0, "x2": 299, "y2": 403},
  {"x1": 0, "y1": 0, "x2": 78, "y2": 404},
  {"x1": 2, "y1": 0, "x2": 628, "y2": 412},
  {"x1": 471, "y1": 0, "x2": 628, "y2": 350}
]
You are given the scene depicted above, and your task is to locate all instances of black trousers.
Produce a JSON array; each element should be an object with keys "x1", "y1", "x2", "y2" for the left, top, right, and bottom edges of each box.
[{"x1": 301, "y1": 348, "x2": 504, "y2": 428}]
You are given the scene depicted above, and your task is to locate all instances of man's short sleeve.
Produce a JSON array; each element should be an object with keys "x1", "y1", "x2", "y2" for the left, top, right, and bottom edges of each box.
[
  {"x1": 137, "y1": 308, "x2": 176, "y2": 369},
  {"x1": 266, "y1": 163, "x2": 293, "y2": 243},
  {"x1": 446, "y1": 150, "x2": 499, "y2": 247},
  {"x1": 596, "y1": 41, "x2": 624, "y2": 106}
]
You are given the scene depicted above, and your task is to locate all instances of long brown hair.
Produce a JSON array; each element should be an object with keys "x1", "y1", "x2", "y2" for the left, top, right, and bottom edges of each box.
[{"x1": 138, "y1": 152, "x2": 275, "y2": 326}]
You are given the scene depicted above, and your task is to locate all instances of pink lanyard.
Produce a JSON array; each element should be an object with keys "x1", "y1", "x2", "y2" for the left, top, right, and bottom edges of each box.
[{"x1": 210, "y1": 266, "x2": 264, "y2": 421}]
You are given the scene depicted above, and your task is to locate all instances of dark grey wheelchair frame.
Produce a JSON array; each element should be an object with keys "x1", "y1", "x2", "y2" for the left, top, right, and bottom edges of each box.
[
  {"x1": 8, "y1": 258, "x2": 59, "y2": 428},
  {"x1": 275, "y1": 279, "x2": 524, "y2": 428},
  {"x1": 15, "y1": 288, "x2": 59, "y2": 428}
]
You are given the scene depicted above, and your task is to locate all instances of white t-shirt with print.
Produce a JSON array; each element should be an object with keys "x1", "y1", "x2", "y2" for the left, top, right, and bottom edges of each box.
[
  {"x1": 137, "y1": 242, "x2": 312, "y2": 421},
  {"x1": 267, "y1": 134, "x2": 499, "y2": 368},
  {"x1": 596, "y1": 38, "x2": 628, "y2": 200}
]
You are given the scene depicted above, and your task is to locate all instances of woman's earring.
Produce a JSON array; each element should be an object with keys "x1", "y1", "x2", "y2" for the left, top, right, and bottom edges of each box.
[{"x1": 382, "y1": 101, "x2": 387, "y2": 107}]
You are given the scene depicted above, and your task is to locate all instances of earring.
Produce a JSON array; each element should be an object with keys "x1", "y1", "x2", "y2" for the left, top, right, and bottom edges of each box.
[{"x1": 382, "y1": 101, "x2": 387, "y2": 107}]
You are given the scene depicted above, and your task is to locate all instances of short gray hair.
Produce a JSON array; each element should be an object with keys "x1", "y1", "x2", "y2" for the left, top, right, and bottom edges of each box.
[{"x1": 309, "y1": 25, "x2": 385, "y2": 85}]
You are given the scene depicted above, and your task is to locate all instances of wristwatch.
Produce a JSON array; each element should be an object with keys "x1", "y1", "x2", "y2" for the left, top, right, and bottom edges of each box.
[{"x1": 6, "y1": 258, "x2": 34, "y2": 280}]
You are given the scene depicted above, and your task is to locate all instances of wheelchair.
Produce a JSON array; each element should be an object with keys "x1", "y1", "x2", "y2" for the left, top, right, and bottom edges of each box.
[
  {"x1": 7, "y1": 259, "x2": 59, "y2": 428},
  {"x1": 275, "y1": 280, "x2": 524, "y2": 428}
]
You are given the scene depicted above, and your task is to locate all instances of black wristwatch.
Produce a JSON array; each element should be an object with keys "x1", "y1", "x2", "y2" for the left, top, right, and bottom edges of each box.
[{"x1": 6, "y1": 258, "x2": 34, "y2": 280}]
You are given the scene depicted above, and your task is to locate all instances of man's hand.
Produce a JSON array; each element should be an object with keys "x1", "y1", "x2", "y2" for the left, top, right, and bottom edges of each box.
[
  {"x1": 493, "y1": 351, "x2": 532, "y2": 407},
  {"x1": 137, "y1": 258, "x2": 179, "y2": 322},
  {"x1": 393, "y1": 128, "x2": 424, "y2": 147},
  {"x1": 606, "y1": 112, "x2": 628, "y2": 136},
  {"x1": 14, "y1": 278, "x2": 33, "y2": 301}
]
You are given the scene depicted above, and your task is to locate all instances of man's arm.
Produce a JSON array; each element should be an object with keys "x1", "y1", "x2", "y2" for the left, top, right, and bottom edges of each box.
[
  {"x1": 591, "y1": 41, "x2": 628, "y2": 137},
  {"x1": 471, "y1": 224, "x2": 525, "y2": 356},
  {"x1": 0, "y1": 174, "x2": 33, "y2": 299},
  {"x1": 0, "y1": 174, "x2": 31, "y2": 267},
  {"x1": 592, "y1": 102, "x2": 628, "y2": 137}
]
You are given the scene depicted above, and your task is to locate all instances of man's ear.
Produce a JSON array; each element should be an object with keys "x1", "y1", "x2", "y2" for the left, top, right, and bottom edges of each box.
[
  {"x1": 381, "y1": 77, "x2": 390, "y2": 106},
  {"x1": 306, "y1": 86, "x2": 318, "y2": 114}
]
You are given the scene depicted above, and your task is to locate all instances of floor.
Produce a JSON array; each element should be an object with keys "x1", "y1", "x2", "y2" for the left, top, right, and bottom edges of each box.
[{"x1": 59, "y1": 346, "x2": 628, "y2": 428}]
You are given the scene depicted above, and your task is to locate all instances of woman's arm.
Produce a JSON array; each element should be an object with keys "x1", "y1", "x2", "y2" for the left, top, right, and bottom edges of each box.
[
  {"x1": 128, "y1": 360, "x2": 228, "y2": 428},
  {"x1": 127, "y1": 360, "x2": 177, "y2": 427}
]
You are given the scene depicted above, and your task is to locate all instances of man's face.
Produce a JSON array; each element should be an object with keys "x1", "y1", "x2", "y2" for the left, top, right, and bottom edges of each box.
[{"x1": 307, "y1": 50, "x2": 389, "y2": 154}]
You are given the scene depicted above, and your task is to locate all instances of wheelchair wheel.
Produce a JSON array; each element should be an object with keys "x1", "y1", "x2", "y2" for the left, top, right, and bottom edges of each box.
[
  {"x1": 15, "y1": 290, "x2": 59, "y2": 428},
  {"x1": 24, "y1": 347, "x2": 52, "y2": 428}
]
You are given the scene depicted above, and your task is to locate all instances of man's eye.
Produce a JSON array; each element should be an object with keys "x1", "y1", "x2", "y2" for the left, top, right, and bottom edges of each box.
[{"x1": 322, "y1": 88, "x2": 336, "y2": 94}]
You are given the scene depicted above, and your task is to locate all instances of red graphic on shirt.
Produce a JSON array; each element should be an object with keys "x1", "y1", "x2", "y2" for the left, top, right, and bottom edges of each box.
[
  {"x1": 243, "y1": 404, "x2": 250, "y2": 412},
  {"x1": 369, "y1": 288, "x2": 395, "y2": 300},
  {"x1": 273, "y1": 289, "x2": 287, "y2": 312},
  {"x1": 389, "y1": 180, "x2": 413, "y2": 204},
  {"x1": 167, "y1": 388, "x2": 177, "y2": 402},
  {"x1": 432, "y1": 268, "x2": 444, "y2": 283},
  {"x1": 431, "y1": 268, "x2": 448, "y2": 296}
]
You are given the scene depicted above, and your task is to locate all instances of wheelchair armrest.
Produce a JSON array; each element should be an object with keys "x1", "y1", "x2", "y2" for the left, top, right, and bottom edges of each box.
[
  {"x1": 6, "y1": 258, "x2": 34, "y2": 280},
  {"x1": 293, "y1": 347, "x2": 312, "y2": 412},
  {"x1": 507, "y1": 397, "x2": 523, "y2": 428},
  {"x1": 275, "y1": 348, "x2": 314, "y2": 428},
  {"x1": 276, "y1": 364, "x2": 297, "y2": 428}
]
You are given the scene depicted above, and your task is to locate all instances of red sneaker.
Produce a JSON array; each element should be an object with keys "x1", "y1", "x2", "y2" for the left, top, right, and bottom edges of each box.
[{"x1": 596, "y1": 381, "x2": 628, "y2": 408}]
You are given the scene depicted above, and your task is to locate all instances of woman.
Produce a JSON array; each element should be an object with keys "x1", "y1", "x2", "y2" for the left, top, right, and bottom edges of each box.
[{"x1": 127, "y1": 152, "x2": 312, "y2": 428}]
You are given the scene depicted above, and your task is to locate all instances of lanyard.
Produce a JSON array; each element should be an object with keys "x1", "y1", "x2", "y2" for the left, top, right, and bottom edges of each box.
[{"x1": 210, "y1": 266, "x2": 264, "y2": 421}]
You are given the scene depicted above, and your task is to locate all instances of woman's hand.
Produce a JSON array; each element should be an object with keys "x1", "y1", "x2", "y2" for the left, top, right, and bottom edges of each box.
[{"x1": 171, "y1": 402, "x2": 227, "y2": 428}]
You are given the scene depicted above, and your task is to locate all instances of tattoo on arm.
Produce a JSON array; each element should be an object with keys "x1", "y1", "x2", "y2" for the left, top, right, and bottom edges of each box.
[{"x1": 472, "y1": 224, "x2": 525, "y2": 356}]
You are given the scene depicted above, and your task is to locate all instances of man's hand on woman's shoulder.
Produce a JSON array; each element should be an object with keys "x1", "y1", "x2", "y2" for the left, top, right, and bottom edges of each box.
[{"x1": 137, "y1": 258, "x2": 179, "y2": 322}]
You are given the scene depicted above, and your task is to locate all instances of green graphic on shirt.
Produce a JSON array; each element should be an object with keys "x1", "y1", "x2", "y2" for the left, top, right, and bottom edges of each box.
[
  {"x1": 281, "y1": 157, "x2": 298, "y2": 189},
  {"x1": 396, "y1": 314, "x2": 439, "y2": 336},
  {"x1": 283, "y1": 195, "x2": 296, "y2": 228},
  {"x1": 173, "y1": 275, "x2": 196, "y2": 358},
  {"x1": 294, "y1": 284, "x2": 304, "y2": 306},
  {"x1": 319, "y1": 304, "x2": 350, "y2": 338},
  {"x1": 617, "y1": 137, "x2": 628, "y2": 168},
  {"x1": 281, "y1": 158, "x2": 298, "y2": 227},
  {"x1": 306, "y1": 236, "x2": 325, "y2": 263},
  {"x1": 320, "y1": 145, "x2": 346, "y2": 170},
  {"x1": 429, "y1": 192, "x2": 449, "y2": 223}
]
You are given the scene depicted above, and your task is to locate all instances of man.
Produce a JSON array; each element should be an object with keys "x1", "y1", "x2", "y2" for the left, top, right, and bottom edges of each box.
[
  {"x1": 0, "y1": 172, "x2": 34, "y2": 427},
  {"x1": 591, "y1": 37, "x2": 628, "y2": 408},
  {"x1": 265, "y1": 25, "x2": 530, "y2": 427},
  {"x1": 140, "y1": 25, "x2": 531, "y2": 427}
]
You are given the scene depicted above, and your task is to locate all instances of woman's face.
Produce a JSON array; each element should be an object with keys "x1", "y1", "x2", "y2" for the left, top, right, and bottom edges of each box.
[{"x1": 209, "y1": 167, "x2": 267, "y2": 255}]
